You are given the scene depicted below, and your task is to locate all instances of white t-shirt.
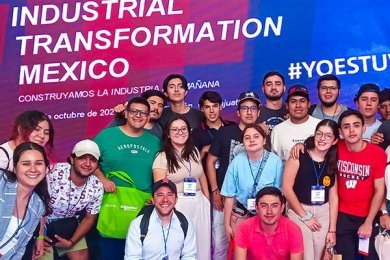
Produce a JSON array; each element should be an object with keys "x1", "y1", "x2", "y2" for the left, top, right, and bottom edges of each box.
[
  {"x1": 47, "y1": 163, "x2": 104, "y2": 219},
  {"x1": 0, "y1": 216, "x2": 21, "y2": 256},
  {"x1": 271, "y1": 116, "x2": 321, "y2": 164},
  {"x1": 363, "y1": 119, "x2": 382, "y2": 141}
]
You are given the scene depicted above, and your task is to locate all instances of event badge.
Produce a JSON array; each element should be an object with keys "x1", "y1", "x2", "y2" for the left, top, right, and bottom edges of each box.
[
  {"x1": 183, "y1": 178, "x2": 197, "y2": 196},
  {"x1": 247, "y1": 195, "x2": 256, "y2": 211},
  {"x1": 358, "y1": 237, "x2": 369, "y2": 256},
  {"x1": 311, "y1": 185, "x2": 325, "y2": 204}
]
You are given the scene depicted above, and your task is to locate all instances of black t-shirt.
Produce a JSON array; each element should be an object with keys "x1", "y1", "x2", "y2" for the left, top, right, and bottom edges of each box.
[
  {"x1": 158, "y1": 107, "x2": 204, "y2": 131},
  {"x1": 256, "y1": 105, "x2": 288, "y2": 132},
  {"x1": 377, "y1": 120, "x2": 390, "y2": 150},
  {"x1": 293, "y1": 151, "x2": 335, "y2": 205},
  {"x1": 209, "y1": 124, "x2": 244, "y2": 189}
]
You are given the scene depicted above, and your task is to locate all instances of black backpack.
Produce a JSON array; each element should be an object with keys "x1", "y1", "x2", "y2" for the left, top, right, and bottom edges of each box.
[{"x1": 138, "y1": 205, "x2": 188, "y2": 245}]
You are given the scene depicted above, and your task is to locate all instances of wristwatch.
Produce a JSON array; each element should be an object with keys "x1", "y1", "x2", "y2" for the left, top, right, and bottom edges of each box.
[
  {"x1": 299, "y1": 211, "x2": 313, "y2": 222},
  {"x1": 379, "y1": 209, "x2": 389, "y2": 216}
]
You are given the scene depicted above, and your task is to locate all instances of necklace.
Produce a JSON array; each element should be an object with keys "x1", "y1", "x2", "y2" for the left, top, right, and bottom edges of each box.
[
  {"x1": 66, "y1": 176, "x2": 88, "y2": 216},
  {"x1": 320, "y1": 103, "x2": 339, "y2": 121}
]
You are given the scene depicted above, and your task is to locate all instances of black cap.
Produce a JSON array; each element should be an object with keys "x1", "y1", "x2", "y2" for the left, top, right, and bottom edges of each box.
[
  {"x1": 354, "y1": 83, "x2": 380, "y2": 102},
  {"x1": 238, "y1": 91, "x2": 261, "y2": 106},
  {"x1": 379, "y1": 88, "x2": 390, "y2": 103},
  {"x1": 152, "y1": 178, "x2": 177, "y2": 195},
  {"x1": 286, "y1": 84, "x2": 309, "y2": 101}
]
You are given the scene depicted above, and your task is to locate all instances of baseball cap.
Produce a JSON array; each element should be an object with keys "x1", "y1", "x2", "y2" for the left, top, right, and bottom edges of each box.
[
  {"x1": 238, "y1": 91, "x2": 261, "y2": 106},
  {"x1": 379, "y1": 88, "x2": 390, "y2": 103},
  {"x1": 152, "y1": 178, "x2": 177, "y2": 195},
  {"x1": 354, "y1": 83, "x2": 380, "y2": 102},
  {"x1": 286, "y1": 84, "x2": 310, "y2": 101},
  {"x1": 72, "y1": 139, "x2": 101, "y2": 160}
]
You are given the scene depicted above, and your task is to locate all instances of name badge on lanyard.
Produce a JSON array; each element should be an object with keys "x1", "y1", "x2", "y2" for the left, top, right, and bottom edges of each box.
[
  {"x1": 247, "y1": 195, "x2": 256, "y2": 211},
  {"x1": 311, "y1": 185, "x2": 325, "y2": 204},
  {"x1": 183, "y1": 177, "x2": 197, "y2": 196}
]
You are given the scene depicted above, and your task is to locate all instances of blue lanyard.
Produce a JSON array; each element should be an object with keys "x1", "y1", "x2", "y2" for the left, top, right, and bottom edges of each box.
[
  {"x1": 310, "y1": 157, "x2": 327, "y2": 186},
  {"x1": 247, "y1": 154, "x2": 264, "y2": 193},
  {"x1": 206, "y1": 129, "x2": 215, "y2": 139},
  {"x1": 161, "y1": 220, "x2": 172, "y2": 256}
]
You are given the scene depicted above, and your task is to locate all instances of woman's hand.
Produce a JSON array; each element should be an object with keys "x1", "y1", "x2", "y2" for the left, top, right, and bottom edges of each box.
[
  {"x1": 326, "y1": 232, "x2": 336, "y2": 247},
  {"x1": 32, "y1": 238, "x2": 44, "y2": 259},
  {"x1": 380, "y1": 214, "x2": 390, "y2": 230},
  {"x1": 225, "y1": 224, "x2": 234, "y2": 241},
  {"x1": 304, "y1": 216, "x2": 322, "y2": 232}
]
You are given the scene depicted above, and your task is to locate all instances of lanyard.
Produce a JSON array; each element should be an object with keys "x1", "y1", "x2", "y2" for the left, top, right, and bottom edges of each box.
[
  {"x1": 161, "y1": 220, "x2": 172, "y2": 255},
  {"x1": 0, "y1": 196, "x2": 32, "y2": 250},
  {"x1": 206, "y1": 129, "x2": 215, "y2": 139},
  {"x1": 247, "y1": 150, "x2": 269, "y2": 196},
  {"x1": 180, "y1": 160, "x2": 192, "y2": 175},
  {"x1": 310, "y1": 157, "x2": 327, "y2": 186},
  {"x1": 320, "y1": 104, "x2": 338, "y2": 121},
  {"x1": 247, "y1": 156, "x2": 263, "y2": 184}
]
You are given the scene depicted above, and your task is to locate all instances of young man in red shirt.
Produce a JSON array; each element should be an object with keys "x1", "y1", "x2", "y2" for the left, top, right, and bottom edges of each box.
[
  {"x1": 234, "y1": 187, "x2": 304, "y2": 260},
  {"x1": 336, "y1": 110, "x2": 386, "y2": 259}
]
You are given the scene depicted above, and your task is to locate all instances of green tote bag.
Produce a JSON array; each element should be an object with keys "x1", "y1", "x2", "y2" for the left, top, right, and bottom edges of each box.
[{"x1": 97, "y1": 170, "x2": 152, "y2": 239}]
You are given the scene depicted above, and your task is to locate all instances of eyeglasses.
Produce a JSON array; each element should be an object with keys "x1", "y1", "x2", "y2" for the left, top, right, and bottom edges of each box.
[
  {"x1": 319, "y1": 86, "x2": 338, "y2": 92},
  {"x1": 127, "y1": 109, "x2": 149, "y2": 117},
  {"x1": 239, "y1": 106, "x2": 258, "y2": 112},
  {"x1": 170, "y1": 127, "x2": 188, "y2": 134},
  {"x1": 314, "y1": 131, "x2": 334, "y2": 140}
]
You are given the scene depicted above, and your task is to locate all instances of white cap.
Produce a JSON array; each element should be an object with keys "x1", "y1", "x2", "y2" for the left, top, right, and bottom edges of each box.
[{"x1": 72, "y1": 139, "x2": 100, "y2": 160}]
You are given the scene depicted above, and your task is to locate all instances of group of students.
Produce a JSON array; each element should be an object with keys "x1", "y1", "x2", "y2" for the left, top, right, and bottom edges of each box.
[{"x1": 0, "y1": 72, "x2": 389, "y2": 260}]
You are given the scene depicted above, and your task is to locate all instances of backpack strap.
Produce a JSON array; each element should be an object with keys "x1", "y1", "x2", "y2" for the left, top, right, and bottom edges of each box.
[
  {"x1": 139, "y1": 205, "x2": 189, "y2": 244},
  {"x1": 173, "y1": 209, "x2": 188, "y2": 239},
  {"x1": 0, "y1": 146, "x2": 10, "y2": 170},
  {"x1": 139, "y1": 205, "x2": 155, "y2": 245},
  {"x1": 308, "y1": 104, "x2": 316, "y2": 115}
]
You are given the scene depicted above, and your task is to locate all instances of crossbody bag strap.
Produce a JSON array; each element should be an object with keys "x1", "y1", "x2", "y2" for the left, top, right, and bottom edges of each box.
[
  {"x1": 106, "y1": 170, "x2": 136, "y2": 187},
  {"x1": 0, "y1": 146, "x2": 10, "y2": 170},
  {"x1": 250, "y1": 150, "x2": 270, "y2": 196}
]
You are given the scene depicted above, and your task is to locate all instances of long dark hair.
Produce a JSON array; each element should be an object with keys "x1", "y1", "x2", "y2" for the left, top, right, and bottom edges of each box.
[
  {"x1": 10, "y1": 110, "x2": 55, "y2": 162},
  {"x1": 161, "y1": 115, "x2": 199, "y2": 173},
  {"x1": 304, "y1": 119, "x2": 339, "y2": 176},
  {"x1": 9, "y1": 142, "x2": 52, "y2": 216}
]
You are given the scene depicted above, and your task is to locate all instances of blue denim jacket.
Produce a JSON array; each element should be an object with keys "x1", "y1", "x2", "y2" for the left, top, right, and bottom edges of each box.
[{"x1": 0, "y1": 173, "x2": 45, "y2": 259}]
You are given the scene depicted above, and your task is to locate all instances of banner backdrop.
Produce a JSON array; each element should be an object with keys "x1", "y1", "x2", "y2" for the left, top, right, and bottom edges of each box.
[{"x1": 0, "y1": 0, "x2": 389, "y2": 160}]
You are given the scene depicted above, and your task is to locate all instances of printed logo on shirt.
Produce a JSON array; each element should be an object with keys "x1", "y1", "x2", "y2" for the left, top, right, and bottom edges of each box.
[
  {"x1": 345, "y1": 180, "x2": 358, "y2": 189},
  {"x1": 117, "y1": 143, "x2": 151, "y2": 154},
  {"x1": 337, "y1": 160, "x2": 370, "y2": 181},
  {"x1": 265, "y1": 117, "x2": 284, "y2": 131},
  {"x1": 229, "y1": 140, "x2": 244, "y2": 164}
]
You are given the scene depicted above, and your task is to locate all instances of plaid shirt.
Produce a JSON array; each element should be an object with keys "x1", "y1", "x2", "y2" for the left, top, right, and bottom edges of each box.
[{"x1": 0, "y1": 172, "x2": 45, "y2": 259}]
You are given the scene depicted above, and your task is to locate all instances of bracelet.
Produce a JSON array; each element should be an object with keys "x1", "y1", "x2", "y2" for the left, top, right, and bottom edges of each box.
[
  {"x1": 69, "y1": 239, "x2": 75, "y2": 246},
  {"x1": 298, "y1": 211, "x2": 313, "y2": 222},
  {"x1": 37, "y1": 235, "x2": 45, "y2": 240},
  {"x1": 212, "y1": 188, "x2": 219, "y2": 193},
  {"x1": 328, "y1": 231, "x2": 336, "y2": 233}
]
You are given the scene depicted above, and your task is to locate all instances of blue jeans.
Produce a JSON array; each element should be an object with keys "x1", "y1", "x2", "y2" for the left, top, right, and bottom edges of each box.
[{"x1": 99, "y1": 236, "x2": 126, "y2": 260}]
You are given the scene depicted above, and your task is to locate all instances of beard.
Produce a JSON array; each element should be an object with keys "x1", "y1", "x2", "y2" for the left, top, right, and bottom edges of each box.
[
  {"x1": 320, "y1": 93, "x2": 339, "y2": 108},
  {"x1": 265, "y1": 92, "x2": 283, "y2": 101},
  {"x1": 73, "y1": 168, "x2": 91, "y2": 179}
]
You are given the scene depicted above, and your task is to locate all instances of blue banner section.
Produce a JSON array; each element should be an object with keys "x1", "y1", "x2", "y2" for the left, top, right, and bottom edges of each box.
[{"x1": 0, "y1": 0, "x2": 388, "y2": 159}]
